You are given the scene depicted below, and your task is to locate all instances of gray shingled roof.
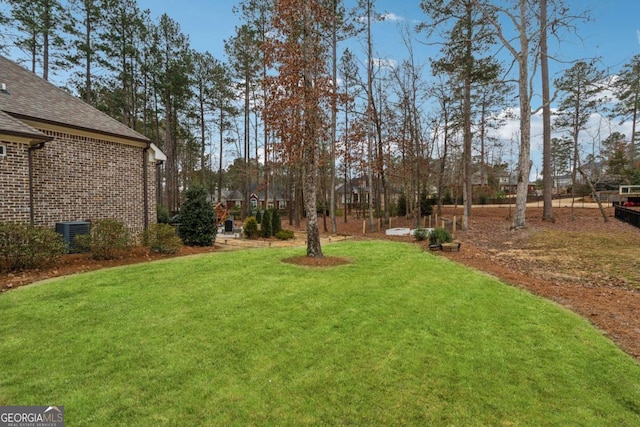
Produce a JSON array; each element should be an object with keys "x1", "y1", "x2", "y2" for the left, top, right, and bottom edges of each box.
[
  {"x1": 0, "y1": 55, "x2": 149, "y2": 144},
  {"x1": 0, "y1": 109, "x2": 52, "y2": 142}
]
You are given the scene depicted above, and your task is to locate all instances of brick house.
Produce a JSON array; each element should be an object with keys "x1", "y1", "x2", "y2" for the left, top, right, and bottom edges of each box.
[{"x1": 0, "y1": 55, "x2": 165, "y2": 233}]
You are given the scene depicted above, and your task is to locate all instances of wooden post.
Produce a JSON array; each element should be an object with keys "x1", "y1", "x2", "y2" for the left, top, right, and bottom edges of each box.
[
  {"x1": 453, "y1": 216, "x2": 457, "y2": 234},
  {"x1": 378, "y1": 218, "x2": 381, "y2": 231},
  {"x1": 428, "y1": 215, "x2": 432, "y2": 228},
  {"x1": 362, "y1": 220, "x2": 366, "y2": 234},
  {"x1": 441, "y1": 220, "x2": 445, "y2": 228}
]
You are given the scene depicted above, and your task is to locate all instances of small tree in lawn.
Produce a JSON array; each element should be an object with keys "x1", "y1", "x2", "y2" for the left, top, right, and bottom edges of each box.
[{"x1": 178, "y1": 186, "x2": 217, "y2": 246}]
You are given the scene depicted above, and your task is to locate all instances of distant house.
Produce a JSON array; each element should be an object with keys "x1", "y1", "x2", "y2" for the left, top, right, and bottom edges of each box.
[
  {"x1": 0, "y1": 55, "x2": 165, "y2": 233},
  {"x1": 220, "y1": 188, "x2": 288, "y2": 212},
  {"x1": 336, "y1": 176, "x2": 370, "y2": 210}
]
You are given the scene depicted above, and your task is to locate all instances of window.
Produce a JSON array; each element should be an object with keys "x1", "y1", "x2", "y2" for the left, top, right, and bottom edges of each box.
[{"x1": 0, "y1": 144, "x2": 6, "y2": 157}]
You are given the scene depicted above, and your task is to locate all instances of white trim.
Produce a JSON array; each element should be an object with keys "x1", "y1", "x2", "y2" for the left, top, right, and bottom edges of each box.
[{"x1": 149, "y1": 143, "x2": 167, "y2": 162}]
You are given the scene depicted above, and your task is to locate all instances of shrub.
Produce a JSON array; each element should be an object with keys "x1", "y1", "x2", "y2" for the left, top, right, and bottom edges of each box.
[
  {"x1": 73, "y1": 234, "x2": 91, "y2": 253},
  {"x1": 88, "y1": 219, "x2": 132, "y2": 260},
  {"x1": 397, "y1": 192, "x2": 407, "y2": 217},
  {"x1": 178, "y1": 186, "x2": 217, "y2": 246},
  {"x1": 275, "y1": 229, "x2": 295, "y2": 240},
  {"x1": 413, "y1": 228, "x2": 430, "y2": 242},
  {"x1": 255, "y1": 210, "x2": 263, "y2": 224},
  {"x1": 261, "y1": 209, "x2": 273, "y2": 238},
  {"x1": 143, "y1": 223, "x2": 182, "y2": 254},
  {"x1": 0, "y1": 223, "x2": 65, "y2": 271},
  {"x1": 270, "y1": 208, "x2": 282, "y2": 235},
  {"x1": 157, "y1": 204, "x2": 171, "y2": 224},
  {"x1": 429, "y1": 227, "x2": 452, "y2": 246},
  {"x1": 420, "y1": 191, "x2": 434, "y2": 217},
  {"x1": 244, "y1": 216, "x2": 260, "y2": 239}
]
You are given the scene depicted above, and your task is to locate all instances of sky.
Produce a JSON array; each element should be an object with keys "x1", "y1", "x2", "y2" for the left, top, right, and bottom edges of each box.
[
  {"x1": 137, "y1": 0, "x2": 640, "y2": 176},
  {"x1": 136, "y1": 0, "x2": 640, "y2": 78}
]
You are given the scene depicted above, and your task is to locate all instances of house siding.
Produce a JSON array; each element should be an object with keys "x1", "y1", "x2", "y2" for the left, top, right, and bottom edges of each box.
[
  {"x1": 0, "y1": 141, "x2": 30, "y2": 222},
  {"x1": 29, "y1": 130, "x2": 157, "y2": 234}
]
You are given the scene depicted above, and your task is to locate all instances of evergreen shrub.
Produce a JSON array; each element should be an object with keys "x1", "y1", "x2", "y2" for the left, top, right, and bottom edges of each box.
[
  {"x1": 261, "y1": 209, "x2": 273, "y2": 238},
  {"x1": 244, "y1": 217, "x2": 260, "y2": 239},
  {"x1": 270, "y1": 208, "x2": 282, "y2": 235},
  {"x1": 178, "y1": 186, "x2": 217, "y2": 246},
  {"x1": 157, "y1": 204, "x2": 171, "y2": 224}
]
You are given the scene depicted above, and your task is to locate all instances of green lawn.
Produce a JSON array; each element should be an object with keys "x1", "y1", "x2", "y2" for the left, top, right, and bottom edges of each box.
[{"x1": 1, "y1": 240, "x2": 639, "y2": 426}]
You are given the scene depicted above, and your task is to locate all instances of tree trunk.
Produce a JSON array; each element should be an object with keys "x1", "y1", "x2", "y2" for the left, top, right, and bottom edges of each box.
[
  {"x1": 578, "y1": 167, "x2": 608, "y2": 223},
  {"x1": 329, "y1": 0, "x2": 338, "y2": 234},
  {"x1": 218, "y1": 109, "x2": 224, "y2": 202},
  {"x1": 244, "y1": 76, "x2": 251, "y2": 218},
  {"x1": 462, "y1": 3, "x2": 473, "y2": 231},
  {"x1": 540, "y1": 0, "x2": 554, "y2": 222},
  {"x1": 302, "y1": 0, "x2": 323, "y2": 258},
  {"x1": 511, "y1": 0, "x2": 532, "y2": 230}
]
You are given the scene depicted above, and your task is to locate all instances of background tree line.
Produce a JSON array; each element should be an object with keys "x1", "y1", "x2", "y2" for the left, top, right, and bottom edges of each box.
[{"x1": 1, "y1": 0, "x2": 639, "y2": 238}]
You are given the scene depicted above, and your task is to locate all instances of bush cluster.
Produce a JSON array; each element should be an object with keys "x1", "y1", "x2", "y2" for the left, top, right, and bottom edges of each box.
[
  {"x1": 178, "y1": 186, "x2": 217, "y2": 246},
  {"x1": 142, "y1": 223, "x2": 182, "y2": 254},
  {"x1": 76, "y1": 219, "x2": 132, "y2": 260},
  {"x1": 257, "y1": 208, "x2": 282, "y2": 238},
  {"x1": 0, "y1": 223, "x2": 65, "y2": 271}
]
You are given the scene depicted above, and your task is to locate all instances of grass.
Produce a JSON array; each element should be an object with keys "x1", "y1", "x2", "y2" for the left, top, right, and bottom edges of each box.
[{"x1": 1, "y1": 240, "x2": 639, "y2": 426}]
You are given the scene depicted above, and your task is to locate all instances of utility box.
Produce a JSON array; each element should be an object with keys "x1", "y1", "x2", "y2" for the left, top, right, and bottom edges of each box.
[
  {"x1": 224, "y1": 218, "x2": 234, "y2": 233},
  {"x1": 55, "y1": 221, "x2": 90, "y2": 253}
]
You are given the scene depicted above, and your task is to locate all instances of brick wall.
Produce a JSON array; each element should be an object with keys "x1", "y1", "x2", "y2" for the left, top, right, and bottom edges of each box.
[
  {"x1": 0, "y1": 141, "x2": 30, "y2": 222},
  {"x1": 29, "y1": 130, "x2": 158, "y2": 235}
]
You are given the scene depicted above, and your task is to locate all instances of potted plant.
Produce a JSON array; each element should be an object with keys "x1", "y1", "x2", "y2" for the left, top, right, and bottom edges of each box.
[{"x1": 428, "y1": 227, "x2": 452, "y2": 250}]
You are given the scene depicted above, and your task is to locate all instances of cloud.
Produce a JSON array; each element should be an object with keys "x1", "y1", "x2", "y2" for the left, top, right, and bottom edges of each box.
[
  {"x1": 373, "y1": 58, "x2": 398, "y2": 69},
  {"x1": 355, "y1": 12, "x2": 404, "y2": 24},
  {"x1": 380, "y1": 12, "x2": 404, "y2": 23}
]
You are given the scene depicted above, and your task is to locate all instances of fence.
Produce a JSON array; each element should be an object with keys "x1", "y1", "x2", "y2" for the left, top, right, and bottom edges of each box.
[{"x1": 614, "y1": 206, "x2": 640, "y2": 229}]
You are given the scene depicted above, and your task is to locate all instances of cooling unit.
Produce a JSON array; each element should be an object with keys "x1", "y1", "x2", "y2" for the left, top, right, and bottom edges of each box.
[{"x1": 55, "y1": 221, "x2": 90, "y2": 253}]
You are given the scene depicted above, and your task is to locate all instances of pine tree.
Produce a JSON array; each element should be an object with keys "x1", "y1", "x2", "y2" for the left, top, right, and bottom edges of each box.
[{"x1": 554, "y1": 61, "x2": 606, "y2": 215}]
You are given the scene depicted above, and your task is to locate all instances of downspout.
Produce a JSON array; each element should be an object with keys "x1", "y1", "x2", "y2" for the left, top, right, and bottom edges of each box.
[
  {"x1": 28, "y1": 142, "x2": 46, "y2": 225},
  {"x1": 143, "y1": 144, "x2": 150, "y2": 231}
]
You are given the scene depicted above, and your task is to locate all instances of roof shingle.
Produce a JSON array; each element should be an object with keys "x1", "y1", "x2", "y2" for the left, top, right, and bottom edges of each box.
[{"x1": 0, "y1": 55, "x2": 149, "y2": 143}]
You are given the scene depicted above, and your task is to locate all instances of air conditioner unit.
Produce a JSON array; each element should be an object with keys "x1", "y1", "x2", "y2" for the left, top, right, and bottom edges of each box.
[{"x1": 55, "y1": 221, "x2": 90, "y2": 253}]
